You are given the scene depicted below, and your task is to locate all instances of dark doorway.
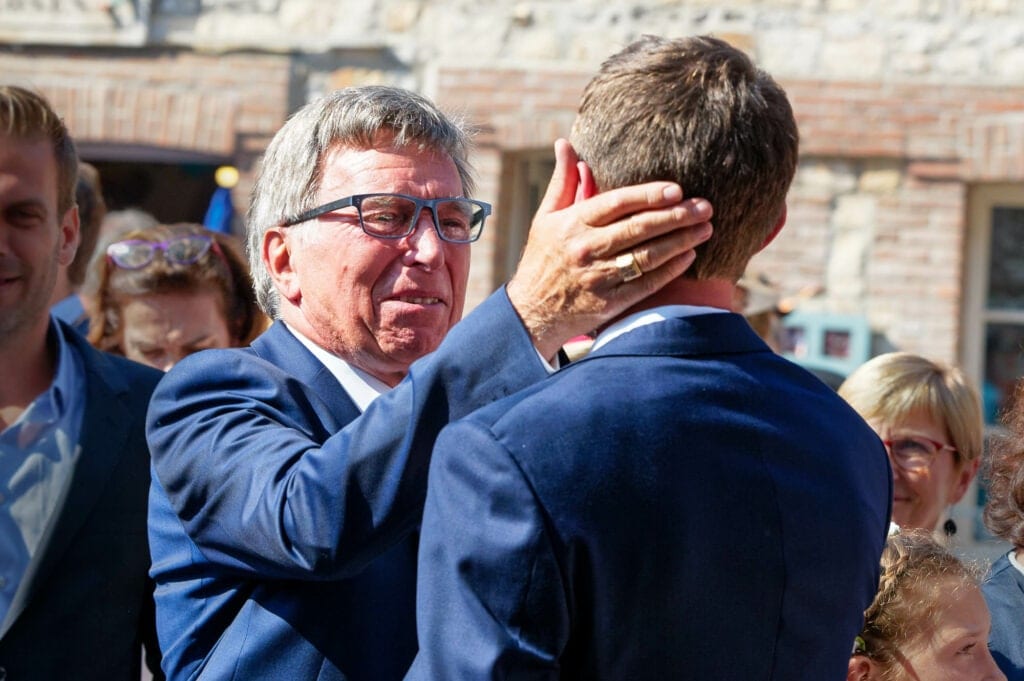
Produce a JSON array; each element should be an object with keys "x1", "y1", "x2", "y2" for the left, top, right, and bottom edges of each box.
[{"x1": 88, "y1": 160, "x2": 220, "y2": 225}]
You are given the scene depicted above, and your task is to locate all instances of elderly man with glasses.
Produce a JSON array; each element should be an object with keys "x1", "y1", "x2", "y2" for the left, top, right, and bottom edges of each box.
[{"x1": 145, "y1": 85, "x2": 713, "y2": 681}]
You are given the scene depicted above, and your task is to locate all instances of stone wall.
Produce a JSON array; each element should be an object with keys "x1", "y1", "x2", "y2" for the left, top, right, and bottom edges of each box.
[{"x1": 3, "y1": 0, "x2": 1024, "y2": 363}]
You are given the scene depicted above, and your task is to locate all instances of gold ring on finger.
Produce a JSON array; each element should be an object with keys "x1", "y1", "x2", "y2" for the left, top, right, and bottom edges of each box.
[{"x1": 615, "y1": 252, "x2": 644, "y2": 283}]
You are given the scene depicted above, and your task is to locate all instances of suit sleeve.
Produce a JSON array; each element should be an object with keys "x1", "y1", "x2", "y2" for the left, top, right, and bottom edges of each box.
[
  {"x1": 147, "y1": 288, "x2": 547, "y2": 580},
  {"x1": 408, "y1": 418, "x2": 568, "y2": 681}
]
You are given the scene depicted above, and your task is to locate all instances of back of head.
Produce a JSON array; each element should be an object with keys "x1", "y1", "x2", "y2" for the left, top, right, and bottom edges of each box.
[
  {"x1": 854, "y1": 529, "x2": 977, "y2": 677},
  {"x1": 839, "y1": 352, "x2": 984, "y2": 467},
  {"x1": 570, "y1": 35, "x2": 798, "y2": 280},
  {"x1": 0, "y1": 85, "x2": 78, "y2": 215},
  {"x1": 246, "y1": 85, "x2": 475, "y2": 318},
  {"x1": 89, "y1": 222, "x2": 261, "y2": 353},
  {"x1": 68, "y1": 162, "x2": 107, "y2": 287}
]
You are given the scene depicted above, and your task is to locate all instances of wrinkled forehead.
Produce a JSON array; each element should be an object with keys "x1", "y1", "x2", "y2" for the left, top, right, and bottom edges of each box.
[{"x1": 316, "y1": 141, "x2": 462, "y2": 197}]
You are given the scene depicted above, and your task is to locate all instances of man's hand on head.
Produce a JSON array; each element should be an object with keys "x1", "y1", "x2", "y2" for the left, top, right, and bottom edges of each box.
[{"x1": 506, "y1": 138, "x2": 714, "y2": 361}]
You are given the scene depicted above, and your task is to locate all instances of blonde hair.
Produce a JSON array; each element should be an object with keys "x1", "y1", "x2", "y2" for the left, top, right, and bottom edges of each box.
[
  {"x1": 852, "y1": 529, "x2": 979, "y2": 680},
  {"x1": 839, "y1": 352, "x2": 983, "y2": 467}
]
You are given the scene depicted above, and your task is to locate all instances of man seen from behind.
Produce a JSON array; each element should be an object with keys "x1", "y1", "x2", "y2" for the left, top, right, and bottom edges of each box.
[{"x1": 410, "y1": 35, "x2": 892, "y2": 680}]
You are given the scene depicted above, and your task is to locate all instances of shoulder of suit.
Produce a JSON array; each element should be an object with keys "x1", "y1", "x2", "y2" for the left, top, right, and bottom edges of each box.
[{"x1": 60, "y1": 324, "x2": 162, "y2": 393}]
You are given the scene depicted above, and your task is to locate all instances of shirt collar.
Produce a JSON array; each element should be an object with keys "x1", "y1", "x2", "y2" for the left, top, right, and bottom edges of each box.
[
  {"x1": 590, "y1": 304, "x2": 729, "y2": 353},
  {"x1": 5, "y1": 319, "x2": 80, "y2": 438},
  {"x1": 282, "y1": 323, "x2": 390, "y2": 412}
]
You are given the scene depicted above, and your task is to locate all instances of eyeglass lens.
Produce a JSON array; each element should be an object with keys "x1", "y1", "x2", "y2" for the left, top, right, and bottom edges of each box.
[
  {"x1": 887, "y1": 437, "x2": 940, "y2": 469},
  {"x1": 358, "y1": 195, "x2": 485, "y2": 243},
  {"x1": 108, "y1": 235, "x2": 213, "y2": 270}
]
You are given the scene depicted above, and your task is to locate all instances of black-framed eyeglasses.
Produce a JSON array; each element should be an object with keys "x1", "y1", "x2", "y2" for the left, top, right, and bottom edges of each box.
[
  {"x1": 278, "y1": 193, "x2": 491, "y2": 244},
  {"x1": 882, "y1": 435, "x2": 957, "y2": 472},
  {"x1": 107, "y1": 234, "x2": 222, "y2": 270}
]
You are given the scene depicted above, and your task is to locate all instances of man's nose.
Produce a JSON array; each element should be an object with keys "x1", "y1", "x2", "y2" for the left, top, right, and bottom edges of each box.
[{"x1": 403, "y1": 208, "x2": 445, "y2": 267}]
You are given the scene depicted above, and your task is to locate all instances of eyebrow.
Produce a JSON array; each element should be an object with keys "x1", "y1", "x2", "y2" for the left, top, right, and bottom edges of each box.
[{"x1": 4, "y1": 197, "x2": 48, "y2": 214}]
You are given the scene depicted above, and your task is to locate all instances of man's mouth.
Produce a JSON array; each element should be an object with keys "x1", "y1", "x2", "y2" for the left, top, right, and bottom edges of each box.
[{"x1": 394, "y1": 296, "x2": 441, "y2": 305}]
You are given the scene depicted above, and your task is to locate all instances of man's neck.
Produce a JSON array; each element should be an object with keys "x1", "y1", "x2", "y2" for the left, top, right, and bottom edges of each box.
[
  {"x1": 0, "y1": 320, "x2": 58, "y2": 429},
  {"x1": 280, "y1": 310, "x2": 408, "y2": 389},
  {"x1": 601, "y1": 277, "x2": 736, "y2": 332},
  {"x1": 49, "y1": 270, "x2": 74, "y2": 307}
]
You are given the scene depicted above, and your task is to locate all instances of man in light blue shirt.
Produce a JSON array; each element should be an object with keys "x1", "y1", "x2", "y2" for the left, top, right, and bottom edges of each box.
[
  {"x1": 0, "y1": 319, "x2": 84, "y2": 622},
  {"x1": 0, "y1": 85, "x2": 164, "y2": 680}
]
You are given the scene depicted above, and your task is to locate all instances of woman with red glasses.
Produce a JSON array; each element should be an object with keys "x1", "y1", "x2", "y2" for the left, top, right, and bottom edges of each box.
[
  {"x1": 839, "y1": 352, "x2": 984, "y2": 537},
  {"x1": 87, "y1": 222, "x2": 265, "y2": 371}
]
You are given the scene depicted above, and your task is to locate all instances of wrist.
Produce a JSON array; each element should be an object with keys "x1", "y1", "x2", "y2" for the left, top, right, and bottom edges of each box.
[{"x1": 505, "y1": 280, "x2": 562, "y2": 362}]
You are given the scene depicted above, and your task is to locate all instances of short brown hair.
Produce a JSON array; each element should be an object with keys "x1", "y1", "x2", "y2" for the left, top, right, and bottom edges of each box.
[
  {"x1": 570, "y1": 35, "x2": 798, "y2": 280},
  {"x1": 68, "y1": 162, "x2": 106, "y2": 287},
  {"x1": 0, "y1": 85, "x2": 78, "y2": 215},
  {"x1": 88, "y1": 222, "x2": 264, "y2": 353},
  {"x1": 983, "y1": 384, "x2": 1024, "y2": 550},
  {"x1": 853, "y1": 529, "x2": 979, "y2": 679}
]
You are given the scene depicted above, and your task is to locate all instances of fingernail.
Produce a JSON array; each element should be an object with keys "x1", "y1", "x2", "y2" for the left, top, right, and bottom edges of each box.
[
  {"x1": 662, "y1": 185, "x2": 683, "y2": 202},
  {"x1": 692, "y1": 199, "x2": 711, "y2": 214}
]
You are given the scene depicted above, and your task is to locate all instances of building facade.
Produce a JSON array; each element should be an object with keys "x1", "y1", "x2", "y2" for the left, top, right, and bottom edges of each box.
[{"x1": 4, "y1": 0, "x2": 1024, "y2": 550}]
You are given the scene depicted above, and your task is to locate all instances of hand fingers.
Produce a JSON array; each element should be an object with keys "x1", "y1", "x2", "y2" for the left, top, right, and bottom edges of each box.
[
  {"x1": 619, "y1": 250, "x2": 700, "y2": 299},
  {"x1": 576, "y1": 181, "x2": 694, "y2": 228},
  {"x1": 627, "y1": 221, "x2": 713, "y2": 276},
  {"x1": 585, "y1": 197, "x2": 713, "y2": 260},
  {"x1": 536, "y1": 138, "x2": 581, "y2": 215}
]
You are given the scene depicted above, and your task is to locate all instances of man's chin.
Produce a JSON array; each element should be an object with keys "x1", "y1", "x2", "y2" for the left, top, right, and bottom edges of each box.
[{"x1": 380, "y1": 333, "x2": 445, "y2": 364}]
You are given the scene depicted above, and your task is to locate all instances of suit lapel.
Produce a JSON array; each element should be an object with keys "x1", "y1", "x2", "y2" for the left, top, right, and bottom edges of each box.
[
  {"x1": 252, "y1": 322, "x2": 361, "y2": 428},
  {"x1": 1, "y1": 336, "x2": 130, "y2": 638}
]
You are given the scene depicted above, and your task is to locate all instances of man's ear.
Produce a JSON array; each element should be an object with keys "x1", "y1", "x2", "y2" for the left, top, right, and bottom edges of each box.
[
  {"x1": 57, "y1": 205, "x2": 80, "y2": 267},
  {"x1": 757, "y1": 204, "x2": 788, "y2": 253},
  {"x1": 263, "y1": 227, "x2": 301, "y2": 306},
  {"x1": 575, "y1": 161, "x2": 597, "y2": 202}
]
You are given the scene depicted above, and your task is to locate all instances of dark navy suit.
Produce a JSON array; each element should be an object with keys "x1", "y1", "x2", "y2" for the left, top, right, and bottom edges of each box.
[
  {"x1": 410, "y1": 312, "x2": 892, "y2": 680},
  {"x1": 147, "y1": 290, "x2": 548, "y2": 681},
  {"x1": 0, "y1": 321, "x2": 164, "y2": 680},
  {"x1": 983, "y1": 553, "x2": 1024, "y2": 680}
]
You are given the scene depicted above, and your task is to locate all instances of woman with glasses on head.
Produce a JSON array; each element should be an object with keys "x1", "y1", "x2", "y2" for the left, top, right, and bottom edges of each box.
[
  {"x1": 839, "y1": 352, "x2": 984, "y2": 536},
  {"x1": 848, "y1": 528, "x2": 1005, "y2": 681},
  {"x1": 87, "y1": 222, "x2": 264, "y2": 371}
]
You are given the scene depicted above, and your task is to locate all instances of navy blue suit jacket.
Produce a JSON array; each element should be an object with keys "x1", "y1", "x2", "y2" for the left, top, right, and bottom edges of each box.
[
  {"x1": 0, "y1": 321, "x2": 164, "y2": 680},
  {"x1": 410, "y1": 312, "x2": 892, "y2": 680},
  {"x1": 984, "y1": 552, "x2": 1024, "y2": 680},
  {"x1": 147, "y1": 289, "x2": 548, "y2": 681}
]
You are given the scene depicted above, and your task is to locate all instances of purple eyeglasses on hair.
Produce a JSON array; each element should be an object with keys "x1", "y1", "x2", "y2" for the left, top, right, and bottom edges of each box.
[{"x1": 106, "y1": 234, "x2": 224, "y2": 270}]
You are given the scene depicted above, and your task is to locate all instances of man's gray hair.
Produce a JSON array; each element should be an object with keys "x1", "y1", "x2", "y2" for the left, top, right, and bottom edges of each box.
[{"x1": 246, "y1": 85, "x2": 476, "y2": 318}]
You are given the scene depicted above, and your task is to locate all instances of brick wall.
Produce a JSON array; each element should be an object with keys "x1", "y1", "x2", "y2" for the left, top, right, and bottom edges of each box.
[
  {"x1": 0, "y1": 46, "x2": 292, "y2": 207},
  {"x1": 437, "y1": 65, "x2": 1024, "y2": 363}
]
